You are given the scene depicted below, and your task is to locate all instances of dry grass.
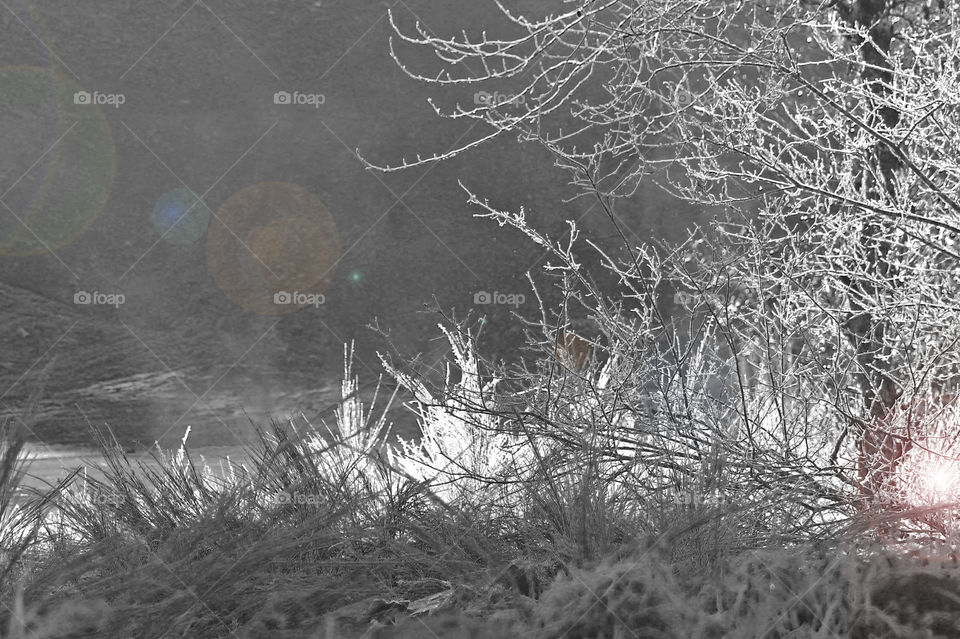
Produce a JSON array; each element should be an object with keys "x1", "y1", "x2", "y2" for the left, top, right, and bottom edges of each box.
[{"x1": 1, "y1": 336, "x2": 959, "y2": 638}]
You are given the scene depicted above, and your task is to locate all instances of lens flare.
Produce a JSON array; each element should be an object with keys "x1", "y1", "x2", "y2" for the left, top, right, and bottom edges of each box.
[
  {"x1": 856, "y1": 395, "x2": 960, "y2": 551},
  {"x1": 152, "y1": 188, "x2": 211, "y2": 245},
  {"x1": 206, "y1": 182, "x2": 340, "y2": 315},
  {"x1": 0, "y1": 66, "x2": 116, "y2": 255},
  {"x1": 902, "y1": 449, "x2": 960, "y2": 506},
  {"x1": 930, "y1": 467, "x2": 959, "y2": 499}
]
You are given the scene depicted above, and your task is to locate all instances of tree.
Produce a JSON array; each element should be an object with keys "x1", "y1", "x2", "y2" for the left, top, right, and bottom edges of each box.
[{"x1": 368, "y1": 0, "x2": 960, "y2": 535}]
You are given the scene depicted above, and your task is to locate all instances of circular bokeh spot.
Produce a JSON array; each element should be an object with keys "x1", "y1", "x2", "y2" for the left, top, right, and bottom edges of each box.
[
  {"x1": 0, "y1": 66, "x2": 116, "y2": 256},
  {"x1": 206, "y1": 182, "x2": 340, "y2": 315},
  {"x1": 153, "y1": 188, "x2": 212, "y2": 245}
]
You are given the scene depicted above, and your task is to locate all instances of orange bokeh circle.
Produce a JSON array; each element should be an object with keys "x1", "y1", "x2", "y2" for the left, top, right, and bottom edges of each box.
[{"x1": 206, "y1": 182, "x2": 340, "y2": 315}]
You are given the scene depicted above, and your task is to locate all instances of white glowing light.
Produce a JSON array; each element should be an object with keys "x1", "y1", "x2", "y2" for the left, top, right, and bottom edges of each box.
[
  {"x1": 927, "y1": 465, "x2": 960, "y2": 501},
  {"x1": 900, "y1": 452, "x2": 960, "y2": 506}
]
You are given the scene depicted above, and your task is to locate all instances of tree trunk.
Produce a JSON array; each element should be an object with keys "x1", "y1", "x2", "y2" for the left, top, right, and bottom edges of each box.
[{"x1": 834, "y1": 0, "x2": 910, "y2": 500}]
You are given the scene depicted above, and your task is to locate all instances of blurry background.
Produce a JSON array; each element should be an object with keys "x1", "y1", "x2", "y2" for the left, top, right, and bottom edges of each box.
[{"x1": 0, "y1": 0, "x2": 707, "y2": 458}]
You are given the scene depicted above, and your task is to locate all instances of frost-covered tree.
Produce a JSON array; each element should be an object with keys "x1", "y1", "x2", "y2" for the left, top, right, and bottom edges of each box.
[{"x1": 368, "y1": 0, "x2": 960, "y2": 533}]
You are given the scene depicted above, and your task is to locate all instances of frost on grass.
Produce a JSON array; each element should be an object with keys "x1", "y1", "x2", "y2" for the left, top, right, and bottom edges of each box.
[{"x1": 381, "y1": 323, "x2": 533, "y2": 509}]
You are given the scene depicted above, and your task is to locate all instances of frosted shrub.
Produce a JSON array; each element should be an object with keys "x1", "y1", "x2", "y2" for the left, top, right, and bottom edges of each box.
[
  {"x1": 383, "y1": 323, "x2": 535, "y2": 509},
  {"x1": 294, "y1": 341, "x2": 400, "y2": 506}
]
